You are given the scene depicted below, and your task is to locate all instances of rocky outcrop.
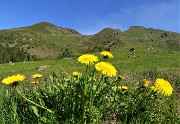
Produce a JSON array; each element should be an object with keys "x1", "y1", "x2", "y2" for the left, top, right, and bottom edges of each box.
[{"x1": 161, "y1": 32, "x2": 176, "y2": 38}]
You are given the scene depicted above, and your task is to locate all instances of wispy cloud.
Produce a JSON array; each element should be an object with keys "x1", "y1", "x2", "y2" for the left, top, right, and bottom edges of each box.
[
  {"x1": 79, "y1": 1, "x2": 179, "y2": 34},
  {"x1": 111, "y1": 2, "x2": 179, "y2": 32},
  {"x1": 134, "y1": 2, "x2": 179, "y2": 32}
]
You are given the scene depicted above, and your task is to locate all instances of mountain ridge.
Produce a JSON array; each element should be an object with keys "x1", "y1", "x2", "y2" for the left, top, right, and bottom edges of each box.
[
  {"x1": 0, "y1": 22, "x2": 179, "y2": 63},
  {"x1": 2, "y1": 22, "x2": 179, "y2": 35}
]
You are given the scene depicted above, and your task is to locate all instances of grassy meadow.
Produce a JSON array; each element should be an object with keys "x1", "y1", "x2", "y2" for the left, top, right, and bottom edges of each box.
[
  {"x1": 0, "y1": 22, "x2": 180, "y2": 123},
  {"x1": 0, "y1": 50, "x2": 179, "y2": 124}
]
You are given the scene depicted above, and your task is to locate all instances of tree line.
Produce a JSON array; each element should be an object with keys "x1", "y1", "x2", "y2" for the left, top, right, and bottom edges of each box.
[{"x1": 0, "y1": 44, "x2": 37, "y2": 64}]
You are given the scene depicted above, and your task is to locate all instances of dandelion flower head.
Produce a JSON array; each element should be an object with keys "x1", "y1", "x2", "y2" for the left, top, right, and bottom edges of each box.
[
  {"x1": 72, "y1": 71, "x2": 81, "y2": 77},
  {"x1": 2, "y1": 74, "x2": 26, "y2": 85},
  {"x1": 32, "y1": 74, "x2": 43, "y2": 79},
  {"x1": 118, "y1": 75, "x2": 125, "y2": 80},
  {"x1": 151, "y1": 78, "x2": 173, "y2": 96},
  {"x1": 95, "y1": 62, "x2": 117, "y2": 77},
  {"x1": 100, "y1": 51, "x2": 113, "y2": 59},
  {"x1": 78, "y1": 54, "x2": 98, "y2": 65},
  {"x1": 118, "y1": 85, "x2": 128, "y2": 90},
  {"x1": 31, "y1": 81, "x2": 37, "y2": 84},
  {"x1": 143, "y1": 79, "x2": 150, "y2": 88}
]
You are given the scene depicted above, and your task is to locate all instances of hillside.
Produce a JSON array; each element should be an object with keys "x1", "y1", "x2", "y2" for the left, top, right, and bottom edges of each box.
[
  {"x1": 24, "y1": 22, "x2": 81, "y2": 35},
  {"x1": 0, "y1": 22, "x2": 179, "y2": 64},
  {"x1": 0, "y1": 22, "x2": 85, "y2": 62}
]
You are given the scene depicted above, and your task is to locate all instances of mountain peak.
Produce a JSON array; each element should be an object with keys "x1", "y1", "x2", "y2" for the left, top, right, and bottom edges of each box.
[
  {"x1": 25, "y1": 22, "x2": 80, "y2": 35},
  {"x1": 96, "y1": 28, "x2": 121, "y2": 38},
  {"x1": 31, "y1": 22, "x2": 57, "y2": 27}
]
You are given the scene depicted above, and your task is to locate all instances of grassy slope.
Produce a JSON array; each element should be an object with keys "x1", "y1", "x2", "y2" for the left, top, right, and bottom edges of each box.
[
  {"x1": 0, "y1": 24, "x2": 179, "y2": 123},
  {"x1": 0, "y1": 23, "x2": 179, "y2": 77},
  {"x1": 0, "y1": 22, "x2": 86, "y2": 59},
  {"x1": 0, "y1": 49, "x2": 179, "y2": 77}
]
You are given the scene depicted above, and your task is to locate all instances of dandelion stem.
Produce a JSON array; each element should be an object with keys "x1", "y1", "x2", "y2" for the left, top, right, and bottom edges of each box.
[
  {"x1": 16, "y1": 88, "x2": 53, "y2": 113},
  {"x1": 84, "y1": 65, "x2": 89, "y2": 95},
  {"x1": 94, "y1": 75, "x2": 104, "y2": 95},
  {"x1": 89, "y1": 75, "x2": 104, "y2": 114},
  {"x1": 58, "y1": 62, "x2": 69, "y2": 76}
]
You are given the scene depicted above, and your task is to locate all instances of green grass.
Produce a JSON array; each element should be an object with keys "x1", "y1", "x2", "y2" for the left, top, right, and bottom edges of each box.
[
  {"x1": 0, "y1": 48, "x2": 179, "y2": 77},
  {"x1": 0, "y1": 54, "x2": 179, "y2": 123},
  {"x1": 1, "y1": 22, "x2": 179, "y2": 60},
  {"x1": 0, "y1": 23, "x2": 179, "y2": 123},
  {"x1": 0, "y1": 59, "x2": 76, "y2": 76}
]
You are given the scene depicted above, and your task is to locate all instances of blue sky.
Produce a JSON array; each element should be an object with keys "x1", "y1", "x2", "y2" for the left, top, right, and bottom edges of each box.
[{"x1": 0, "y1": 0, "x2": 179, "y2": 34}]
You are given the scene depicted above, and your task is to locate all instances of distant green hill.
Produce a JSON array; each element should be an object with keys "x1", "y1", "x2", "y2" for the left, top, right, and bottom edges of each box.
[
  {"x1": 0, "y1": 22, "x2": 179, "y2": 64},
  {"x1": 24, "y1": 22, "x2": 81, "y2": 35}
]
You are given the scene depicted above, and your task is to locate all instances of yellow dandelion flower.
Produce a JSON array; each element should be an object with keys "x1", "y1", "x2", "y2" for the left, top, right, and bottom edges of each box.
[
  {"x1": 31, "y1": 81, "x2": 36, "y2": 84},
  {"x1": 78, "y1": 54, "x2": 98, "y2": 65},
  {"x1": 118, "y1": 85, "x2": 128, "y2": 90},
  {"x1": 95, "y1": 62, "x2": 117, "y2": 77},
  {"x1": 32, "y1": 74, "x2": 43, "y2": 79},
  {"x1": 72, "y1": 71, "x2": 81, "y2": 77},
  {"x1": 100, "y1": 51, "x2": 113, "y2": 59},
  {"x1": 31, "y1": 81, "x2": 39, "y2": 85},
  {"x1": 2, "y1": 74, "x2": 26, "y2": 85},
  {"x1": 73, "y1": 77, "x2": 77, "y2": 81},
  {"x1": 118, "y1": 75, "x2": 125, "y2": 80},
  {"x1": 151, "y1": 78, "x2": 173, "y2": 96},
  {"x1": 143, "y1": 79, "x2": 150, "y2": 88},
  {"x1": 151, "y1": 86, "x2": 156, "y2": 91}
]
